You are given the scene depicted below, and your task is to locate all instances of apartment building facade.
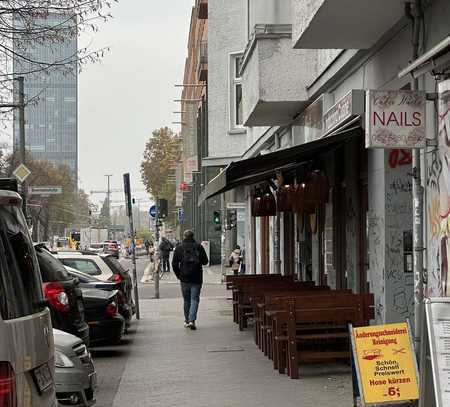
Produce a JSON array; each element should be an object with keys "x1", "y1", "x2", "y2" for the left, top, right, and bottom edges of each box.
[
  {"x1": 179, "y1": 0, "x2": 222, "y2": 264},
  {"x1": 199, "y1": 0, "x2": 450, "y2": 327}
]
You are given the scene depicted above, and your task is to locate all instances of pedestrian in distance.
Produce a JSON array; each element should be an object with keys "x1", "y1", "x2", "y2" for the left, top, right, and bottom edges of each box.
[
  {"x1": 172, "y1": 230, "x2": 209, "y2": 330},
  {"x1": 144, "y1": 238, "x2": 151, "y2": 255},
  {"x1": 159, "y1": 236, "x2": 174, "y2": 274},
  {"x1": 229, "y1": 245, "x2": 242, "y2": 276}
]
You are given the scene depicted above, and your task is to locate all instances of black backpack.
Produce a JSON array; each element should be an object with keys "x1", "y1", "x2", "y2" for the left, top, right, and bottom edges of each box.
[{"x1": 182, "y1": 244, "x2": 200, "y2": 269}]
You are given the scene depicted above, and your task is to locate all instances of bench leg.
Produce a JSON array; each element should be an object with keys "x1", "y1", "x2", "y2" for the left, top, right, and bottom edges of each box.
[
  {"x1": 238, "y1": 308, "x2": 244, "y2": 331},
  {"x1": 287, "y1": 338, "x2": 299, "y2": 379}
]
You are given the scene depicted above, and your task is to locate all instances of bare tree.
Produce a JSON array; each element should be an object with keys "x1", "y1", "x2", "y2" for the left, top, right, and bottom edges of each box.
[{"x1": 0, "y1": 0, "x2": 116, "y2": 118}]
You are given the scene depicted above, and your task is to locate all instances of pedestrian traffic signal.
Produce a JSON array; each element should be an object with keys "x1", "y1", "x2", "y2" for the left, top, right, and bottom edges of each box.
[
  {"x1": 158, "y1": 198, "x2": 168, "y2": 219},
  {"x1": 213, "y1": 211, "x2": 221, "y2": 224}
]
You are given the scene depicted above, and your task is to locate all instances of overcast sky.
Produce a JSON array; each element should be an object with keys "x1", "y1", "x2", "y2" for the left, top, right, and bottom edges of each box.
[{"x1": 78, "y1": 1, "x2": 192, "y2": 207}]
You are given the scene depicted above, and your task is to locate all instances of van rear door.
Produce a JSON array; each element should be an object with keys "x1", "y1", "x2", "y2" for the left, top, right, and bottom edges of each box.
[{"x1": 0, "y1": 192, "x2": 56, "y2": 407}]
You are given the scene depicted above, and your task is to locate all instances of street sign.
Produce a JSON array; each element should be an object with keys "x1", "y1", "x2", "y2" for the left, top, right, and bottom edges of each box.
[
  {"x1": 149, "y1": 205, "x2": 156, "y2": 218},
  {"x1": 177, "y1": 207, "x2": 184, "y2": 223},
  {"x1": 12, "y1": 163, "x2": 31, "y2": 183},
  {"x1": 350, "y1": 321, "x2": 419, "y2": 405},
  {"x1": 28, "y1": 186, "x2": 62, "y2": 196}
]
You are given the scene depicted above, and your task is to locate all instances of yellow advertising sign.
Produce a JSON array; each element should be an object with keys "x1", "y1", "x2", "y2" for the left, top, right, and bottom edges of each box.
[{"x1": 352, "y1": 322, "x2": 419, "y2": 405}]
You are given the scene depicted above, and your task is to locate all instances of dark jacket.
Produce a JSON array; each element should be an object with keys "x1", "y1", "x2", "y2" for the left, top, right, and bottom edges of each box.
[
  {"x1": 159, "y1": 238, "x2": 173, "y2": 255},
  {"x1": 172, "y1": 238, "x2": 208, "y2": 284}
]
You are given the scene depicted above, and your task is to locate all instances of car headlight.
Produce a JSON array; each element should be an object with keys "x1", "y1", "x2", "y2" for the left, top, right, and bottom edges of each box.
[{"x1": 55, "y1": 350, "x2": 74, "y2": 368}]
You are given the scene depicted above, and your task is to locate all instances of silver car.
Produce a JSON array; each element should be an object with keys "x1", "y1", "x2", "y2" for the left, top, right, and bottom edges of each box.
[{"x1": 53, "y1": 329, "x2": 97, "y2": 406}]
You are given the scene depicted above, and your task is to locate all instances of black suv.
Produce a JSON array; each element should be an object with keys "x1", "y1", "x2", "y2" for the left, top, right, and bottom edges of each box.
[{"x1": 34, "y1": 244, "x2": 90, "y2": 345}]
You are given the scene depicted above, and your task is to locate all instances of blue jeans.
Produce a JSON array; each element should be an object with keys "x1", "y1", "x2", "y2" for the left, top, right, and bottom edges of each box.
[{"x1": 180, "y1": 282, "x2": 202, "y2": 322}]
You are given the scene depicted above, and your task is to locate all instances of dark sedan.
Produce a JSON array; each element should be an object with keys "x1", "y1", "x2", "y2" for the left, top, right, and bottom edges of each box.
[
  {"x1": 66, "y1": 267, "x2": 133, "y2": 327},
  {"x1": 81, "y1": 287, "x2": 125, "y2": 345},
  {"x1": 35, "y1": 244, "x2": 90, "y2": 345}
]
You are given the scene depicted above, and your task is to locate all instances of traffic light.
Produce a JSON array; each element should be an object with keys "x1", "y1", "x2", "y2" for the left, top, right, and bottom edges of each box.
[
  {"x1": 158, "y1": 198, "x2": 168, "y2": 219},
  {"x1": 213, "y1": 210, "x2": 221, "y2": 225}
]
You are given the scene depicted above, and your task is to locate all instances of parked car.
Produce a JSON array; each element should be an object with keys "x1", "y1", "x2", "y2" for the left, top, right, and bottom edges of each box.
[
  {"x1": 55, "y1": 252, "x2": 135, "y2": 318},
  {"x1": 35, "y1": 244, "x2": 90, "y2": 345},
  {"x1": 66, "y1": 267, "x2": 132, "y2": 327},
  {"x1": 103, "y1": 240, "x2": 120, "y2": 258},
  {"x1": 0, "y1": 185, "x2": 57, "y2": 406},
  {"x1": 81, "y1": 288, "x2": 125, "y2": 345},
  {"x1": 53, "y1": 329, "x2": 97, "y2": 406}
]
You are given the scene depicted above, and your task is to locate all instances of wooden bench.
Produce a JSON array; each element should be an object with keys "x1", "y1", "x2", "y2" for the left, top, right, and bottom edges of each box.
[
  {"x1": 233, "y1": 280, "x2": 313, "y2": 330},
  {"x1": 268, "y1": 293, "x2": 374, "y2": 379},
  {"x1": 225, "y1": 273, "x2": 290, "y2": 288},
  {"x1": 228, "y1": 275, "x2": 295, "y2": 325},
  {"x1": 253, "y1": 286, "x2": 332, "y2": 356}
]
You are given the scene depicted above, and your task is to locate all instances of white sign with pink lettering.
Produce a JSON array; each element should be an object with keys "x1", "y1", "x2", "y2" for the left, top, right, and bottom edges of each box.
[{"x1": 366, "y1": 90, "x2": 426, "y2": 149}]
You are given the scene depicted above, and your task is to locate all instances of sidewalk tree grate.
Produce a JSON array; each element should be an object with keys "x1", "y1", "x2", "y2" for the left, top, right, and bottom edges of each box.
[{"x1": 207, "y1": 346, "x2": 244, "y2": 353}]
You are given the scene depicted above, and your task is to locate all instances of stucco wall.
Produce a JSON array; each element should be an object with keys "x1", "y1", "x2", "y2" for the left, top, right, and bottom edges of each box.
[
  {"x1": 291, "y1": 0, "x2": 323, "y2": 49},
  {"x1": 208, "y1": 0, "x2": 247, "y2": 158}
]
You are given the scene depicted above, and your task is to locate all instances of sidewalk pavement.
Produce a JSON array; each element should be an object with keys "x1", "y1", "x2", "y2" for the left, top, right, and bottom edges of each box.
[{"x1": 111, "y1": 287, "x2": 353, "y2": 407}]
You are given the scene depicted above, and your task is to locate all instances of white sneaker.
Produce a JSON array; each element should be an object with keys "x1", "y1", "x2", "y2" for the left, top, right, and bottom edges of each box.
[{"x1": 184, "y1": 321, "x2": 189, "y2": 328}]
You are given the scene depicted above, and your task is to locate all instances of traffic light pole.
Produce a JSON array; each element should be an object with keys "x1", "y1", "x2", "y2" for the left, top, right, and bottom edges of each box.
[
  {"x1": 153, "y1": 198, "x2": 160, "y2": 299},
  {"x1": 123, "y1": 173, "x2": 140, "y2": 319}
]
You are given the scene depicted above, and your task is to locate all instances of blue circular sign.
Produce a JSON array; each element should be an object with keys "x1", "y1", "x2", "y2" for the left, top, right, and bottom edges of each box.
[{"x1": 149, "y1": 205, "x2": 156, "y2": 218}]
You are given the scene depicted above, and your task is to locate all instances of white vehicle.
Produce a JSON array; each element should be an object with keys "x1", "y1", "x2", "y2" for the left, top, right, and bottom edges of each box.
[
  {"x1": 54, "y1": 252, "x2": 115, "y2": 281},
  {"x1": 0, "y1": 190, "x2": 57, "y2": 406}
]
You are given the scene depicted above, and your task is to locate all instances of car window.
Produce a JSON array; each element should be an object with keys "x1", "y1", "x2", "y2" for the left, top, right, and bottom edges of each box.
[
  {"x1": 102, "y1": 255, "x2": 126, "y2": 274},
  {"x1": 59, "y1": 258, "x2": 102, "y2": 276},
  {"x1": 35, "y1": 246, "x2": 71, "y2": 282},
  {"x1": 0, "y1": 204, "x2": 44, "y2": 319}
]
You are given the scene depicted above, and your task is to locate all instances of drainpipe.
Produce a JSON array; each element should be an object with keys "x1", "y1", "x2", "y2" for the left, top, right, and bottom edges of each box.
[
  {"x1": 273, "y1": 134, "x2": 281, "y2": 274},
  {"x1": 406, "y1": 0, "x2": 424, "y2": 360}
]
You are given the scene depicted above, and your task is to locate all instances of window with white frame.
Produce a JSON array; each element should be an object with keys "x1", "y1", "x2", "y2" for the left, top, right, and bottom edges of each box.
[{"x1": 229, "y1": 52, "x2": 244, "y2": 131}]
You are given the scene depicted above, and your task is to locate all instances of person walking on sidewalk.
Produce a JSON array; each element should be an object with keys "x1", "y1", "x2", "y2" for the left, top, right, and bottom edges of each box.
[
  {"x1": 172, "y1": 230, "x2": 209, "y2": 330},
  {"x1": 159, "y1": 236, "x2": 174, "y2": 274},
  {"x1": 229, "y1": 245, "x2": 242, "y2": 275}
]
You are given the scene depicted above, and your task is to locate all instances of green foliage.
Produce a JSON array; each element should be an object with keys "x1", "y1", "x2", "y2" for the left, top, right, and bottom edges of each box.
[
  {"x1": 2, "y1": 151, "x2": 92, "y2": 239},
  {"x1": 140, "y1": 127, "x2": 181, "y2": 226}
]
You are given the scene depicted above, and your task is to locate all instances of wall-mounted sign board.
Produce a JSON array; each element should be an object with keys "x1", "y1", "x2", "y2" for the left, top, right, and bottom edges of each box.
[{"x1": 366, "y1": 90, "x2": 426, "y2": 149}]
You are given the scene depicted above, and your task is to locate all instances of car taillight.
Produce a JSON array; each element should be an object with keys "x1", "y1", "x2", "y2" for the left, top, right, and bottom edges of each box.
[
  {"x1": 0, "y1": 362, "x2": 16, "y2": 407},
  {"x1": 106, "y1": 302, "x2": 118, "y2": 317},
  {"x1": 109, "y1": 274, "x2": 124, "y2": 283},
  {"x1": 43, "y1": 282, "x2": 70, "y2": 313}
]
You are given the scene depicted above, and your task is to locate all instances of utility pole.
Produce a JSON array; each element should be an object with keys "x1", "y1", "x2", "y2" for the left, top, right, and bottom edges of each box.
[
  {"x1": 153, "y1": 198, "x2": 160, "y2": 299},
  {"x1": 105, "y1": 174, "x2": 113, "y2": 238}
]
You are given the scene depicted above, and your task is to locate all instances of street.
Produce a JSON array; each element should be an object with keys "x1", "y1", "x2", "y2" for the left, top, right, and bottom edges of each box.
[{"x1": 90, "y1": 258, "x2": 352, "y2": 407}]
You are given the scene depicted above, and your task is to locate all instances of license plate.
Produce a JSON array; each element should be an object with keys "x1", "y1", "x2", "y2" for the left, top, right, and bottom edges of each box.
[{"x1": 33, "y1": 363, "x2": 53, "y2": 393}]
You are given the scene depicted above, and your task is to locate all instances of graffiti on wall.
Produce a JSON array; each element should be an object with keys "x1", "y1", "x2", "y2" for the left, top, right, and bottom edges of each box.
[{"x1": 427, "y1": 79, "x2": 450, "y2": 297}]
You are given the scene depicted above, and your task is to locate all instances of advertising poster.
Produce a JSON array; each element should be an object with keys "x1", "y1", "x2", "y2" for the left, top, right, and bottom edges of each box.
[{"x1": 351, "y1": 322, "x2": 419, "y2": 405}]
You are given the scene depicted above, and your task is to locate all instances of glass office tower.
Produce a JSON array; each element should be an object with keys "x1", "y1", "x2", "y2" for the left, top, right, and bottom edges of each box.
[{"x1": 13, "y1": 14, "x2": 78, "y2": 185}]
